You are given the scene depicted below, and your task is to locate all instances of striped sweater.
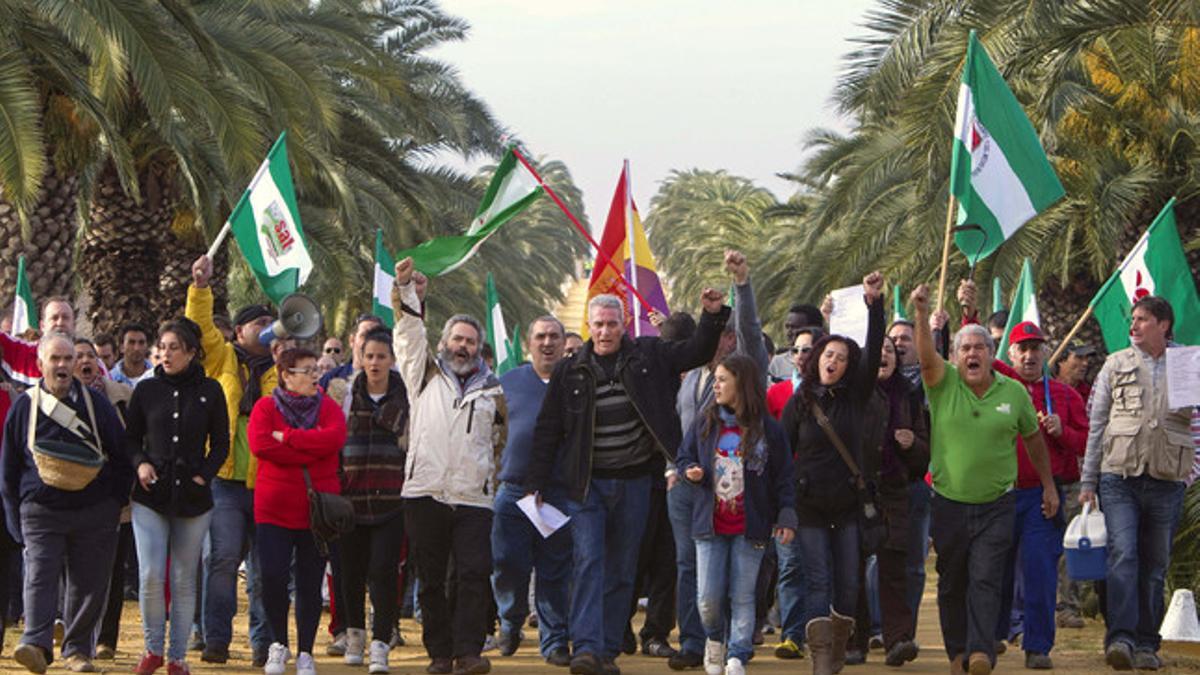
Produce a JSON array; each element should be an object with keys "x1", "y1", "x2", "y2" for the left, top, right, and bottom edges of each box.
[{"x1": 340, "y1": 371, "x2": 409, "y2": 524}]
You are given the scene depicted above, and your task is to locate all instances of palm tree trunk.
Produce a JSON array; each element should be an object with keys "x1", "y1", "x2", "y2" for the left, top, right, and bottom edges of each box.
[{"x1": 0, "y1": 162, "x2": 79, "y2": 306}]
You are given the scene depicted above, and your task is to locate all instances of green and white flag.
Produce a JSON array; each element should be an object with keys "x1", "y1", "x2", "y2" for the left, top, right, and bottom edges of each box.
[
  {"x1": 892, "y1": 285, "x2": 906, "y2": 322},
  {"x1": 951, "y1": 31, "x2": 1064, "y2": 264},
  {"x1": 992, "y1": 277, "x2": 1005, "y2": 314},
  {"x1": 1091, "y1": 198, "x2": 1200, "y2": 351},
  {"x1": 996, "y1": 258, "x2": 1040, "y2": 361},
  {"x1": 486, "y1": 273, "x2": 520, "y2": 375},
  {"x1": 373, "y1": 230, "x2": 396, "y2": 328},
  {"x1": 395, "y1": 148, "x2": 543, "y2": 276},
  {"x1": 228, "y1": 132, "x2": 312, "y2": 304},
  {"x1": 11, "y1": 255, "x2": 36, "y2": 334}
]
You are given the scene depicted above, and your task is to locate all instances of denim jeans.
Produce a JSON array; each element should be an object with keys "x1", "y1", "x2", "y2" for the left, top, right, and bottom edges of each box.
[
  {"x1": 774, "y1": 536, "x2": 808, "y2": 644},
  {"x1": 997, "y1": 487, "x2": 1063, "y2": 655},
  {"x1": 1099, "y1": 474, "x2": 1185, "y2": 652},
  {"x1": 203, "y1": 478, "x2": 268, "y2": 652},
  {"x1": 666, "y1": 480, "x2": 705, "y2": 655},
  {"x1": 491, "y1": 482, "x2": 572, "y2": 656},
  {"x1": 695, "y1": 535, "x2": 764, "y2": 663},
  {"x1": 796, "y1": 522, "x2": 860, "y2": 621},
  {"x1": 930, "y1": 491, "x2": 1014, "y2": 665},
  {"x1": 906, "y1": 481, "x2": 932, "y2": 625},
  {"x1": 565, "y1": 475, "x2": 651, "y2": 659},
  {"x1": 131, "y1": 502, "x2": 212, "y2": 661}
]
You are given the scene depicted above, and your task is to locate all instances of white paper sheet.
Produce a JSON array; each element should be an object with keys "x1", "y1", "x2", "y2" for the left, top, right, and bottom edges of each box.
[
  {"x1": 517, "y1": 494, "x2": 571, "y2": 539},
  {"x1": 1166, "y1": 346, "x2": 1200, "y2": 409},
  {"x1": 828, "y1": 284, "x2": 868, "y2": 348}
]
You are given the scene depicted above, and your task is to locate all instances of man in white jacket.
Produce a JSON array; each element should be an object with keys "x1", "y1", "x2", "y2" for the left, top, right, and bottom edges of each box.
[{"x1": 391, "y1": 257, "x2": 507, "y2": 675}]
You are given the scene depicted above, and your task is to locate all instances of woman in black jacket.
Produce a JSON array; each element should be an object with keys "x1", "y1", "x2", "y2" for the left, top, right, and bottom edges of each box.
[
  {"x1": 125, "y1": 319, "x2": 228, "y2": 675},
  {"x1": 780, "y1": 272, "x2": 884, "y2": 675}
]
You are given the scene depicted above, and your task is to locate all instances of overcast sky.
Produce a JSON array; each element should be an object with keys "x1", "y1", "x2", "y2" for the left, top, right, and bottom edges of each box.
[{"x1": 432, "y1": 0, "x2": 876, "y2": 230}]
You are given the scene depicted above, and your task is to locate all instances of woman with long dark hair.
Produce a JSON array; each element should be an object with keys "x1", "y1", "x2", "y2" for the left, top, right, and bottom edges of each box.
[
  {"x1": 248, "y1": 347, "x2": 347, "y2": 675},
  {"x1": 677, "y1": 354, "x2": 796, "y2": 675},
  {"x1": 126, "y1": 319, "x2": 229, "y2": 675},
  {"x1": 780, "y1": 272, "x2": 885, "y2": 675}
]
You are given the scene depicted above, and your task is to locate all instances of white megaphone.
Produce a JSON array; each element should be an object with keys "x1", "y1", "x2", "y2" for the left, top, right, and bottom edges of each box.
[{"x1": 258, "y1": 293, "x2": 323, "y2": 345}]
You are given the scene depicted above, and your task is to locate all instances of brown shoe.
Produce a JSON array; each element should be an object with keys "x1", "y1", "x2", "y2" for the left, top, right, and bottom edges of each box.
[
  {"x1": 94, "y1": 644, "x2": 115, "y2": 660},
  {"x1": 950, "y1": 654, "x2": 966, "y2": 675},
  {"x1": 453, "y1": 655, "x2": 492, "y2": 675},
  {"x1": 63, "y1": 653, "x2": 96, "y2": 673},
  {"x1": 967, "y1": 652, "x2": 992, "y2": 675},
  {"x1": 13, "y1": 643, "x2": 48, "y2": 674},
  {"x1": 426, "y1": 657, "x2": 453, "y2": 674}
]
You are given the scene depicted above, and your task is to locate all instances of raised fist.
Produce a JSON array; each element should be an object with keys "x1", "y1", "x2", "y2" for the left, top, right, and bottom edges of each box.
[
  {"x1": 394, "y1": 257, "x2": 414, "y2": 287},
  {"x1": 724, "y1": 249, "x2": 749, "y2": 285},
  {"x1": 863, "y1": 271, "x2": 884, "y2": 303},
  {"x1": 910, "y1": 284, "x2": 931, "y2": 315},
  {"x1": 192, "y1": 255, "x2": 213, "y2": 288},
  {"x1": 700, "y1": 287, "x2": 725, "y2": 314}
]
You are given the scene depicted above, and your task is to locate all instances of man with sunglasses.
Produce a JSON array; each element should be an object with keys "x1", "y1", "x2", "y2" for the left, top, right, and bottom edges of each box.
[
  {"x1": 323, "y1": 338, "x2": 346, "y2": 366},
  {"x1": 319, "y1": 316, "x2": 386, "y2": 392},
  {"x1": 766, "y1": 327, "x2": 823, "y2": 422}
]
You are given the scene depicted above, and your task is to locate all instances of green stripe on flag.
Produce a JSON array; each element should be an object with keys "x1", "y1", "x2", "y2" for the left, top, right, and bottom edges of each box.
[
  {"x1": 12, "y1": 255, "x2": 36, "y2": 334},
  {"x1": 373, "y1": 230, "x2": 396, "y2": 328},
  {"x1": 995, "y1": 258, "x2": 1039, "y2": 362}
]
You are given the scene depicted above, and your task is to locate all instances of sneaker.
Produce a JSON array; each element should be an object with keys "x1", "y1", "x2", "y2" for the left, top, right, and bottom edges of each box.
[
  {"x1": 725, "y1": 657, "x2": 745, "y2": 675},
  {"x1": 667, "y1": 651, "x2": 703, "y2": 670},
  {"x1": 13, "y1": 643, "x2": 48, "y2": 674},
  {"x1": 1024, "y1": 652, "x2": 1054, "y2": 670},
  {"x1": 884, "y1": 640, "x2": 918, "y2": 666},
  {"x1": 703, "y1": 639, "x2": 725, "y2": 675},
  {"x1": 264, "y1": 643, "x2": 291, "y2": 675},
  {"x1": 498, "y1": 631, "x2": 521, "y2": 656},
  {"x1": 326, "y1": 632, "x2": 347, "y2": 656},
  {"x1": 869, "y1": 634, "x2": 884, "y2": 651},
  {"x1": 452, "y1": 655, "x2": 491, "y2": 674},
  {"x1": 1105, "y1": 642, "x2": 1133, "y2": 671},
  {"x1": 344, "y1": 627, "x2": 366, "y2": 665},
  {"x1": 1132, "y1": 650, "x2": 1161, "y2": 671},
  {"x1": 426, "y1": 658, "x2": 453, "y2": 674},
  {"x1": 643, "y1": 637, "x2": 677, "y2": 658},
  {"x1": 167, "y1": 661, "x2": 191, "y2": 675},
  {"x1": 774, "y1": 638, "x2": 804, "y2": 659},
  {"x1": 63, "y1": 653, "x2": 96, "y2": 672},
  {"x1": 546, "y1": 647, "x2": 572, "y2": 667},
  {"x1": 187, "y1": 628, "x2": 205, "y2": 652},
  {"x1": 94, "y1": 644, "x2": 115, "y2": 660},
  {"x1": 368, "y1": 639, "x2": 390, "y2": 674},
  {"x1": 482, "y1": 634, "x2": 498, "y2": 653},
  {"x1": 201, "y1": 644, "x2": 229, "y2": 664},
  {"x1": 134, "y1": 651, "x2": 165, "y2": 675},
  {"x1": 296, "y1": 652, "x2": 317, "y2": 675}
]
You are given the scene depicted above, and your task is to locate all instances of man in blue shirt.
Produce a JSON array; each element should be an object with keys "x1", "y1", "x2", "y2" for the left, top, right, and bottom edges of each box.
[{"x1": 492, "y1": 315, "x2": 572, "y2": 666}]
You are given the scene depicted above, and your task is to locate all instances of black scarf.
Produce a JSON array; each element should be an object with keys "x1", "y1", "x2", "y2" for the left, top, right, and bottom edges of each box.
[
  {"x1": 350, "y1": 370, "x2": 408, "y2": 436},
  {"x1": 233, "y1": 344, "x2": 274, "y2": 417}
]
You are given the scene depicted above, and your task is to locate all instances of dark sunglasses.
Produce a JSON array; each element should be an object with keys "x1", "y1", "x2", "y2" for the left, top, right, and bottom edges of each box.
[
  {"x1": 324, "y1": 347, "x2": 342, "y2": 354},
  {"x1": 790, "y1": 346, "x2": 813, "y2": 355}
]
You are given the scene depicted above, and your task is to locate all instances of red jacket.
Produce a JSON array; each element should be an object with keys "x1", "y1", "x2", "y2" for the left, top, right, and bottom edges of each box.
[
  {"x1": 248, "y1": 394, "x2": 346, "y2": 529},
  {"x1": 767, "y1": 380, "x2": 794, "y2": 421},
  {"x1": 993, "y1": 361, "x2": 1088, "y2": 487}
]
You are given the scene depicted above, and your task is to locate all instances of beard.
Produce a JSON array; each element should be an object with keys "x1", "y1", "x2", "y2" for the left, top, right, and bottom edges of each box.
[{"x1": 440, "y1": 346, "x2": 478, "y2": 376}]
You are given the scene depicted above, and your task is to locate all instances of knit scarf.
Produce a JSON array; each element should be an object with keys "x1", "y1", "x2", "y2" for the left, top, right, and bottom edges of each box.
[
  {"x1": 233, "y1": 345, "x2": 274, "y2": 416},
  {"x1": 272, "y1": 387, "x2": 322, "y2": 430}
]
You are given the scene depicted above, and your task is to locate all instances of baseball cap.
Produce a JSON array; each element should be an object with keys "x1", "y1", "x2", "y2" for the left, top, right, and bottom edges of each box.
[
  {"x1": 1066, "y1": 339, "x2": 1096, "y2": 356},
  {"x1": 1007, "y1": 321, "x2": 1046, "y2": 346}
]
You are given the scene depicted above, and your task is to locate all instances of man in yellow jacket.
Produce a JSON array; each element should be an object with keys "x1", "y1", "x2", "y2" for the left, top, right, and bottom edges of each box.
[{"x1": 186, "y1": 255, "x2": 278, "y2": 666}]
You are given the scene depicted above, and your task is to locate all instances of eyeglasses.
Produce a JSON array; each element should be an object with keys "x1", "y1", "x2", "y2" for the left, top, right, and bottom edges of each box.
[
  {"x1": 287, "y1": 367, "x2": 320, "y2": 376},
  {"x1": 790, "y1": 346, "x2": 813, "y2": 355},
  {"x1": 324, "y1": 347, "x2": 342, "y2": 354}
]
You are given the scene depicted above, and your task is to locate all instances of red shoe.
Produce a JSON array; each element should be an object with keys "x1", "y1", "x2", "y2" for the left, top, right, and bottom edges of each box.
[
  {"x1": 166, "y1": 661, "x2": 190, "y2": 675},
  {"x1": 133, "y1": 653, "x2": 164, "y2": 675}
]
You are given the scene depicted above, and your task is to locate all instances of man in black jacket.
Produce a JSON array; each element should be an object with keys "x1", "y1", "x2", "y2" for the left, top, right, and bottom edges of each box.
[
  {"x1": 1, "y1": 332, "x2": 135, "y2": 674},
  {"x1": 525, "y1": 289, "x2": 729, "y2": 675}
]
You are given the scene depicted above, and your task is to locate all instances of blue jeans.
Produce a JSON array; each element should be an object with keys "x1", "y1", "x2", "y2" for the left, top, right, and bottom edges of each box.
[
  {"x1": 1099, "y1": 474, "x2": 1185, "y2": 653},
  {"x1": 997, "y1": 487, "x2": 1063, "y2": 655},
  {"x1": 906, "y1": 481, "x2": 932, "y2": 625},
  {"x1": 131, "y1": 503, "x2": 212, "y2": 662},
  {"x1": 666, "y1": 480, "x2": 705, "y2": 655},
  {"x1": 774, "y1": 536, "x2": 808, "y2": 644},
  {"x1": 203, "y1": 479, "x2": 268, "y2": 652},
  {"x1": 865, "y1": 554, "x2": 881, "y2": 637},
  {"x1": 797, "y1": 522, "x2": 859, "y2": 621},
  {"x1": 491, "y1": 482, "x2": 572, "y2": 656},
  {"x1": 696, "y1": 535, "x2": 764, "y2": 663},
  {"x1": 565, "y1": 476, "x2": 651, "y2": 659}
]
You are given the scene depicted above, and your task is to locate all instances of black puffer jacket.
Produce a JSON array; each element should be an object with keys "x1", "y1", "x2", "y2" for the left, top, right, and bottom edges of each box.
[
  {"x1": 126, "y1": 362, "x2": 229, "y2": 517},
  {"x1": 528, "y1": 306, "x2": 730, "y2": 502}
]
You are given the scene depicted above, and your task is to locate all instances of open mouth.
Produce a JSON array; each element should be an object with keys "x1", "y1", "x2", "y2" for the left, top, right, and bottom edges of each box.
[{"x1": 965, "y1": 359, "x2": 982, "y2": 374}]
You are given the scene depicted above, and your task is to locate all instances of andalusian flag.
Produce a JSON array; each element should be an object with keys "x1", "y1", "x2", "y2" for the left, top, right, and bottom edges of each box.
[
  {"x1": 951, "y1": 31, "x2": 1064, "y2": 264},
  {"x1": 228, "y1": 132, "x2": 312, "y2": 304},
  {"x1": 996, "y1": 258, "x2": 1040, "y2": 361},
  {"x1": 892, "y1": 285, "x2": 906, "y2": 322},
  {"x1": 992, "y1": 277, "x2": 1005, "y2": 314},
  {"x1": 372, "y1": 230, "x2": 396, "y2": 328},
  {"x1": 1091, "y1": 198, "x2": 1200, "y2": 351},
  {"x1": 11, "y1": 255, "x2": 35, "y2": 334},
  {"x1": 486, "y1": 273, "x2": 520, "y2": 374},
  {"x1": 396, "y1": 149, "x2": 543, "y2": 277},
  {"x1": 583, "y1": 161, "x2": 669, "y2": 338}
]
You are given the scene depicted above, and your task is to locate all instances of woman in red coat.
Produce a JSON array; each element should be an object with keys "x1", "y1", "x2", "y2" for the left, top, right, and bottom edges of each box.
[{"x1": 248, "y1": 347, "x2": 347, "y2": 675}]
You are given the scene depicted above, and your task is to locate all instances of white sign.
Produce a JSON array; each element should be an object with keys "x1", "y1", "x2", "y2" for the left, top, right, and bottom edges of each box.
[
  {"x1": 828, "y1": 284, "x2": 869, "y2": 348},
  {"x1": 1166, "y1": 346, "x2": 1200, "y2": 409}
]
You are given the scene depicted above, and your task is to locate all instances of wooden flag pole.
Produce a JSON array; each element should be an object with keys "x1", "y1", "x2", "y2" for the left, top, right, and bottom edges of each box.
[
  {"x1": 1047, "y1": 304, "x2": 1094, "y2": 367},
  {"x1": 935, "y1": 195, "x2": 959, "y2": 310}
]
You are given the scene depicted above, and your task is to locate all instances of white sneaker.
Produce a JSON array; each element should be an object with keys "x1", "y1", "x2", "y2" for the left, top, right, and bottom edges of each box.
[
  {"x1": 368, "y1": 640, "x2": 390, "y2": 674},
  {"x1": 296, "y1": 651, "x2": 316, "y2": 675},
  {"x1": 725, "y1": 656, "x2": 745, "y2": 675},
  {"x1": 264, "y1": 643, "x2": 290, "y2": 675},
  {"x1": 344, "y1": 627, "x2": 366, "y2": 665},
  {"x1": 703, "y1": 639, "x2": 726, "y2": 675}
]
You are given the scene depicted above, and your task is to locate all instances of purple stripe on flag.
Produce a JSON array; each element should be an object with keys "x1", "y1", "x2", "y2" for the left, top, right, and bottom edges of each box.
[{"x1": 624, "y1": 262, "x2": 669, "y2": 337}]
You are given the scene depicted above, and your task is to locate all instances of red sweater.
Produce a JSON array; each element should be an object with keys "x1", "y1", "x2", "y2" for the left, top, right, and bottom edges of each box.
[
  {"x1": 992, "y1": 361, "x2": 1089, "y2": 487},
  {"x1": 248, "y1": 395, "x2": 347, "y2": 529}
]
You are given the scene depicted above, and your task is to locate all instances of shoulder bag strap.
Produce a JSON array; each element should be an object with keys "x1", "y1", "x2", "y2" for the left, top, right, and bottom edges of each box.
[
  {"x1": 810, "y1": 401, "x2": 866, "y2": 491},
  {"x1": 301, "y1": 465, "x2": 315, "y2": 492}
]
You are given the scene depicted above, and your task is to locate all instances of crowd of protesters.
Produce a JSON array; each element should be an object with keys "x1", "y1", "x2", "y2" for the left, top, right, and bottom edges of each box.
[{"x1": 0, "y1": 248, "x2": 1196, "y2": 675}]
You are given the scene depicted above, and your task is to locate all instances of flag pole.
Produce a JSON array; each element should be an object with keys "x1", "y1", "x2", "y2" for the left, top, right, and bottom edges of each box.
[
  {"x1": 935, "y1": 195, "x2": 958, "y2": 310},
  {"x1": 1047, "y1": 305, "x2": 1094, "y2": 367},
  {"x1": 510, "y1": 147, "x2": 661, "y2": 315}
]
